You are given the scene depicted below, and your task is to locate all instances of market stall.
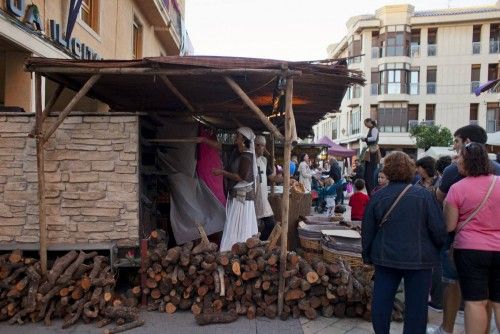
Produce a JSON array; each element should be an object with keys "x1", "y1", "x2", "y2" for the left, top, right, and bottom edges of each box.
[{"x1": 13, "y1": 55, "x2": 364, "y2": 325}]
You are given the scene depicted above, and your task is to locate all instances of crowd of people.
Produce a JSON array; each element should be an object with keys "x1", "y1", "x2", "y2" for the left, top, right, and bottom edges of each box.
[{"x1": 200, "y1": 122, "x2": 500, "y2": 334}]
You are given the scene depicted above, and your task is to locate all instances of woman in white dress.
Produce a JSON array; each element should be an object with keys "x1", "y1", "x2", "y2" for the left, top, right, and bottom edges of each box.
[
  {"x1": 212, "y1": 127, "x2": 258, "y2": 252},
  {"x1": 298, "y1": 153, "x2": 315, "y2": 193}
]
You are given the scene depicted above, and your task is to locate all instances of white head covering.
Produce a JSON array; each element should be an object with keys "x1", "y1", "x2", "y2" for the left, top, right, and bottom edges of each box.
[
  {"x1": 254, "y1": 135, "x2": 266, "y2": 145},
  {"x1": 237, "y1": 127, "x2": 258, "y2": 190}
]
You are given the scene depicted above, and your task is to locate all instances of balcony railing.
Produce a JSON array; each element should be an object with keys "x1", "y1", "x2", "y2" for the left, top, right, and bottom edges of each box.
[
  {"x1": 427, "y1": 82, "x2": 436, "y2": 94},
  {"x1": 471, "y1": 81, "x2": 480, "y2": 94},
  {"x1": 379, "y1": 83, "x2": 409, "y2": 95},
  {"x1": 490, "y1": 40, "x2": 499, "y2": 54},
  {"x1": 472, "y1": 42, "x2": 481, "y2": 54},
  {"x1": 371, "y1": 83, "x2": 379, "y2": 95},
  {"x1": 469, "y1": 120, "x2": 479, "y2": 125},
  {"x1": 409, "y1": 83, "x2": 419, "y2": 95},
  {"x1": 347, "y1": 56, "x2": 362, "y2": 65},
  {"x1": 486, "y1": 120, "x2": 498, "y2": 133},
  {"x1": 428, "y1": 44, "x2": 437, "y2": 56},
  {"x1": 408, "y1": 120, "x2": 419, "y2": 130},
  {"x1": 410, "y1": 44, "x2": 420, "y2": 57},
  {"x1": 371, "y1": 47, "x2": 379, "y2": 59},
  {"x1": 421, "y1": 120, "x2": 435, "y2": 126}
]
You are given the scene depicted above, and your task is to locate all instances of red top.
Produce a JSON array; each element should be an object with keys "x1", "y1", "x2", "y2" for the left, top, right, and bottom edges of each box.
[{"x1": 349, "y1": 192, "x2": 370, "y2": 221}]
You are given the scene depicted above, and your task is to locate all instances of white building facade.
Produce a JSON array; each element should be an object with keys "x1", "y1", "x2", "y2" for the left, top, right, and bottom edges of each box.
[{"x1": 314, "y1": 3, "x2": 500, "y2": 156}]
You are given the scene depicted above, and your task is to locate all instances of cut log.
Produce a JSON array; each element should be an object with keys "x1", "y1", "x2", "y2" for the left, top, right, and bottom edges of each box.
[
  {"x1": 104, "y1": 319, "x2": 145, "y2": 334},
  {"x1": 165, "y1": 302, "x2": 177, "y2": 314},
  {"x1": 195, "y1": 310, "x2": 238, "y2": 326}
]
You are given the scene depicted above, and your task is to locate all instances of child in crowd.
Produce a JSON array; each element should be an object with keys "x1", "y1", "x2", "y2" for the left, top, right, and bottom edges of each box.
[
  {"x1": 371, "y1": 171, "x2": 389, "y2": 194},
  {"x1": 349, "y1": 179, "x2": 370, "y2": 221},
  {"x1": 323, "y1": 178, "x2": 337, "y2": 215}
]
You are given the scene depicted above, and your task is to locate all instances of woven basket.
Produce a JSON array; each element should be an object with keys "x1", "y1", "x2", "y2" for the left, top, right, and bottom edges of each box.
[
  {"x1": 322, "y1": 245, "x2": 363, "y2": 268},
  {"x1": 299, "y1": 236, "x2": 322, "y2": 261}
]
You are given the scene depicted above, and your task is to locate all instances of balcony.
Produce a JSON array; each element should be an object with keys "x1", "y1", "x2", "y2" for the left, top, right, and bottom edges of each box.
[
  {"x1": 379, "y1": 83, "x2": 408, "y2": 95},
  {"x1": 421, "y1": 120, "x2": 435, "y2": 126},
  {"x1": 410, "y1": 45, "x2": 420, "y2": 57},
  {"x1": 486, "y1": 121, "x2": 498, "y2": 133},
  {"x1": 408, "y1": 120, "x2": 419, "y2": 130},
  {"x1": 472, "y1": 42, "x2": 481, "y2": 54},
  {"x1": 428, "y1": 44, "x2": 437, "y2": 56},
  {"x1": 371, "y1": 47, "x2": 379, "y2": 59},
  {"x1": 347, "y1": 56, "x2": 362, "y2": 65},
  {"x1": 371, "y1": 83, "x2": 379, "y2": 95},
  {"x1": 490, "y1": 40, "x2": 499, "y2": 54},
  {"x1": 470, "y1": 120, "x2": 479, "y2": 125},
  {"x1": 426, "y1": 82, "x2": 436, "y2": 94},
  {"x1": 409, "y1": 83, "x2": 419, "y2": 95},
  {"x1": 471, "y1": 81, "x2": 480, "y2": 94}
]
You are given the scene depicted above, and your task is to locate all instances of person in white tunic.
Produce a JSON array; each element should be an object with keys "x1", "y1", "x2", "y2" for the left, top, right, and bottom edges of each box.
[
  {"x1": 298, "y1": 153, "x2": 315, "y2": 193},
  {"x1": 212, "y1": 127, "x2": 258, "y2": 252},
  {"x1": 254, "y1": 135, "x2": 279, "y2": 240}
]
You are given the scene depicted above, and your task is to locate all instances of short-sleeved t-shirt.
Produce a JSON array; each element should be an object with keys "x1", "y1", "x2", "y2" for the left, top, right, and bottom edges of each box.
[
  {"x1": 439, "y1": 161, "x2": 500, "y2": 194},
  {"x1": 445, "y1": 175, "x2": 500, "y2": 251}
]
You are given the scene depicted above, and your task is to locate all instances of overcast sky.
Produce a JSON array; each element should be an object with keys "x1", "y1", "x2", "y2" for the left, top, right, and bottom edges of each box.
[{"x1": 185, "y1": 0, "x2": 497, "y2": 61}]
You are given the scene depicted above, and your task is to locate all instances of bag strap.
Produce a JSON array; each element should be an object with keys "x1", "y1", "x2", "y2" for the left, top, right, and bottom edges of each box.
[
  {"x1": 455, "y1": 175, "x2": 497, "y2": 234},
  {"x1": 379, "y1": 184, "x2": 412, "y2": 228}
]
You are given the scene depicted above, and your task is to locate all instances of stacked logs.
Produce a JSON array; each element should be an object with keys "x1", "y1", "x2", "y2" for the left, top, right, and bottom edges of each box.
[
  {"x1": 142, "y1": 230, "x2": 403, "y2": 325},
  {"x1": 0, "y1": 249, "x2": 142, "y2": 333}
]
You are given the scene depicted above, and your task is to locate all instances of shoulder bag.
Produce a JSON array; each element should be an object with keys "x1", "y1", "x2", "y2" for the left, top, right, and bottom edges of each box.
[{"x1": 378, "y1": 184, "x2": 412, "y2": 228}]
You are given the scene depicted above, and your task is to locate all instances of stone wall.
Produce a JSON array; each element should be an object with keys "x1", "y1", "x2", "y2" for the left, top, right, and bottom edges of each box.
[{"x1": 0, "y1": 113, "x2": 139, "y2": 247}]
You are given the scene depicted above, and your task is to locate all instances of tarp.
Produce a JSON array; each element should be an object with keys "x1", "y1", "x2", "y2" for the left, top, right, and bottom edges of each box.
[
  {"x1": 316, "y1": 136, "x2": 356, "y2": 157},
  {"x1": 487, "y1": 132, "x2": 500, "y2": 146},
  {"x1": 157, "y1": 121, "x2": 225, "y2": 244},
  {"x1": 474, "y1": 78, "x2": 500, "y2": 96},
  {"x1": 424, "y1": 146, "x2": 454, "y2": 159}
]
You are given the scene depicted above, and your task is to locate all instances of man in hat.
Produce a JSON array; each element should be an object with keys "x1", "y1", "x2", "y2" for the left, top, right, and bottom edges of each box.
[{"x1": 254, "y1": 135, "x2": 279, "y2": 240}]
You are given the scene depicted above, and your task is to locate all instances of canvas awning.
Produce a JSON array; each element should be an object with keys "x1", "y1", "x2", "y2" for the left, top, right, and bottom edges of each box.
[
  {"x1": 315, "y1": 136, "x2": 356, "y2": 157},
  {"x1": 487, "y1": 132, "x2": 500, "y2": 146}
]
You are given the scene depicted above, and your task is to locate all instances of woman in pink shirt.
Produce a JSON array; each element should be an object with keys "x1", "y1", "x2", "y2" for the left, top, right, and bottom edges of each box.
[{"x1": 444, "y1": 142, "x2": 500, "y2": 334}]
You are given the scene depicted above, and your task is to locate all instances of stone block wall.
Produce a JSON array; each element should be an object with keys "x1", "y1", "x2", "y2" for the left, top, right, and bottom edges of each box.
[{"x1": 0, "y1": 113, "x2": 139, "y2": 246}]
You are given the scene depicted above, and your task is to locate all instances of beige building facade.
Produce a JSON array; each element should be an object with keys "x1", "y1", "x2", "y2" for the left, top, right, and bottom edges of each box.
[
  {"x1": 314, "y1": 2, "x2": 500, "y2": 155},
  {"x1": 0, "y1": 0, "x2": 192, "y2": 114}
]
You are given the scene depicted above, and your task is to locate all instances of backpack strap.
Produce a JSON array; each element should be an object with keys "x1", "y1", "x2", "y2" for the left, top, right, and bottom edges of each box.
[{"x1": 379, "y1": 184, "x2": 412, "y2": 228}]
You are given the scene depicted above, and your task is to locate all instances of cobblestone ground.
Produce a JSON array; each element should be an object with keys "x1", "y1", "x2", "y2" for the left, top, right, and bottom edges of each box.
[{"x1": 301, "y1": 308, "x2": 498, "y2": 334}]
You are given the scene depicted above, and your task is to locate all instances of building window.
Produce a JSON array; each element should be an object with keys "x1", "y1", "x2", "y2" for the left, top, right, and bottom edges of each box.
[
  {"x1": 371, "y1": 68, "x2": 379, "y2": 95},
  {"x1": 371, "y1": 31, "x2": 379, "y2": 59},
  {"x1": 472, "y1": 25, "x2": 481, "y2": 54},
  {"x1": 347, "y1": 85, "x2": 362, "y2": 99},
  {"x1": 379, "y1": 25, "x2": 410, "y2": 57},
  {"x1": 132, "y1": 18, "x2": 143, "y2": 59},
  {"x1": 351, "y1": 108, "x2": 361, "y2": 135},
  {"x1": 426, "y1": 66, "x2": 437, "y2": 94},
  {"x1": 331, "y1": 117, "x2": 338, "y2": 139},
  {"x1": 488, "y1": 63, "x2": 499, "y2": 92},
  {"x1": 378, "y1": 102, "x2": 408, "y2": 133},
  {"x1": 81, "y1": 0, "x2": 99, "y2": 33},
  {"x1": 486, "y1": 102, "x2": 499, "y2": 133},
  {"x1": 379, "y1": 63, "x2": 410, "y2": 94},
  {"x1": 428, "y1": 28, "x2": 437, "y2": 56},
  {"x1": 490, "y1": 23, "x2": 499, "y2": 54},
  {"x1": 410, "y1": 29, "x2": 420, "y2": 57},
  {"x1": 347, "y1": 35, "x2": 362, "y2": 64},
  {"x1": 370, "y1": 105, "x2": 378, "y2": 121},
  {"x1": 408, "y1": 104, "x2": 419, "y2": 129},
  {"x1": 470, "y1": 103, "x2": 479, "y2": 125},
  {"x1": 410, "y1": 68, "x2": 419, "y2": 95},
  {"x1": 425, "y1": 104, "x2": 435, "y2": 124},
  {"x1": 471, "y1": 64, "x2": 481, "y2": 94}
]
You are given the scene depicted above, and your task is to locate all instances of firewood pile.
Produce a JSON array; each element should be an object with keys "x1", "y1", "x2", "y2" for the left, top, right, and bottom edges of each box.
[
  {"x1": 142, "y1": 230, "x2": 403, "y2": 325},
  {"x1": 0, "y1": 249, "x2": 143, "y2": 333}
]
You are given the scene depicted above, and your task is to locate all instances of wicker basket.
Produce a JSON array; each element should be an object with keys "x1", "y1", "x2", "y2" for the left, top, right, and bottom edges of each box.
[
  {"x1": 322, "y1": 245, "x2": 363, "y2": 268},
  {"x1": 299, "y1": 236, "x2": 323, "y2": 261}
]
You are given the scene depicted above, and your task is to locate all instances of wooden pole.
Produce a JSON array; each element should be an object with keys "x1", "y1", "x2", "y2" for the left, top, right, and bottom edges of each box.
[
  {"x1": 159, "y1": 75, "x2": 196, "y2": 114},
  {"x1": 223, "y1": 76, "x2": 284, "y2": 140},
  {"x1": 25, "y1": 66, "x2": 302, "y2": 77},
  {"x1": 42, "y1": 74, "x2": 101, "y2": 144},
  {"x1": 277, "y1": 77, "x2": 293, "y2": 316},
  {"x1": 270, "y1": 135, "x2": 275, "y2": 196},
  {"x1": 34, "y1": 73, "x2": 48, "y2": 275},
  {"x1": 28, "y1": 83, "x2": 65, "y2": 138}
]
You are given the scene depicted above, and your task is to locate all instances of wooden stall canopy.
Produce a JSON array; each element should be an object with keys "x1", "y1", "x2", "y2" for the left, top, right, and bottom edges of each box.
[{"x1": 25, "y1": 56, "x2": 364, "y2": 138}]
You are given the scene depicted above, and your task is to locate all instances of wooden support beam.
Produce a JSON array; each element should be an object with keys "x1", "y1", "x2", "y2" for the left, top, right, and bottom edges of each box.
[
  {"x1": 277, "y1": 77, "x2": 293, "y2": 316},
  {"x1": 27, "y1": 67, "x2": 301, "y2": 77},
  {"x1": 28, "y1": 84, "x2": 65, "y2": 138},
  {"x1": 159, "y1": 75, "x2": 196, "y2": 114},
  {"x1": 223, "y1": 76, "x2": 284, "y2": 140},
  {"x1": 270, "y1": 135, "x2": 275, "y2": 196},
  {"x1": 42, "y1": 74, "x2": 101, "y2": 144},
  {"x1": 34, "y1": 73, "x2": 48, "y2": 275}
]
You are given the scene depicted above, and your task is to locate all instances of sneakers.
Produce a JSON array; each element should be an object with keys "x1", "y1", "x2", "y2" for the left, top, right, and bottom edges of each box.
[
  {"x1": 428, "y1": 302, "x2": 443, "y2": 313},
  {"x1": 427, "y1": 326, "x2": 452, "y2": 334}
]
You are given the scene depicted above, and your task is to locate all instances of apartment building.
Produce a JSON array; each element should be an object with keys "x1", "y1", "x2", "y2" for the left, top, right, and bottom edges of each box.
[
  {"x1": 0, "y1": 0, "x2": 192, "y2": 113},
  {"x1": 314, "y1": 2, "x2": 500, "y2": 155}
]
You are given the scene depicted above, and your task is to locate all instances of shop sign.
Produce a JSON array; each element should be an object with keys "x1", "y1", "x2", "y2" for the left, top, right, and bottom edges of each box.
[{"x1": 5, "y1": 0, "x2": 102, "y2": 60}]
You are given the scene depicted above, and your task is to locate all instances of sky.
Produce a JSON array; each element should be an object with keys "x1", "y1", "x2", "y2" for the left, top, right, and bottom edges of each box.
[{"x1": 185, "y1": 0, "x2": 497, "y2": 61}]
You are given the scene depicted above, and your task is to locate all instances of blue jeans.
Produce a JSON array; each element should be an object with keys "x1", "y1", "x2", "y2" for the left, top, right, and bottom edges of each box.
[{"x1": 372, "y1": 266, "x2": 432, "y2": 334}]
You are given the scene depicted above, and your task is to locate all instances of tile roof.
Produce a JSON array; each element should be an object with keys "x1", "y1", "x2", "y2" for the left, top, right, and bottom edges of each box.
[{"x1": 414, "y1": 6, "x2": 499, "y2": 17}]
